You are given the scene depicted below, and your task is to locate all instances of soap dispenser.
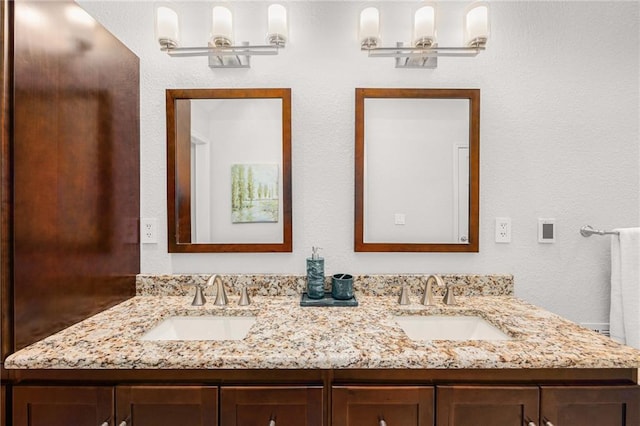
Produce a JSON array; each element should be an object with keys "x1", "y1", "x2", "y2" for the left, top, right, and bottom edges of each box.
[{"x1": 306, "y1": 246, "x2": 325, "y2": 299}]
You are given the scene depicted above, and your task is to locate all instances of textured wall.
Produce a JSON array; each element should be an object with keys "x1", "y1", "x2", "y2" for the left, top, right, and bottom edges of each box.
[{"x1": 80, "y1": 1, "x2": 639, "y2": 325}]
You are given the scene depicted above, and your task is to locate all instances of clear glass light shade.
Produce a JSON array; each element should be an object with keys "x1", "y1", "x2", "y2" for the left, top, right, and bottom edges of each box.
[
  {"x1": 212, "y1": 6, "x2": 233, "y2": 46},
  {"x1": 464, "y1": 2, "x2": 489, "y2": 47},
  {"x1": 413, "y1": 5, "x2": 436, "y2": 47},
  {"x1": 267, "y1": 4, "x2": 287, "y2": 46},
  {"x1": 156, "y1": 6, "x2": 179, "y2": 48},
  {"x1": 359, "y1": 7, "x2": 380, "y2": 48}
]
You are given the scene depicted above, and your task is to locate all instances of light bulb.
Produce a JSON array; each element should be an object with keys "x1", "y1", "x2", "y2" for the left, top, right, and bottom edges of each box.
[
  {"x1": 156, "y1": 6, "x2": 179, "y2": 48},
  {"x1": 212, "y1": 6, "x2": 233, "y2": 46},
  {"x1": 267, "y1": 4, "x2": 287, "y2": 46},
  {"x1": 359, "y1": 7, "x2": 380, "y2": 49},
  {"x1": 413, "y1": 5, "x2": 436, "y2": 47},
  {"x1": 464, "y1": 2, "x2": 489, "y2": 47}
]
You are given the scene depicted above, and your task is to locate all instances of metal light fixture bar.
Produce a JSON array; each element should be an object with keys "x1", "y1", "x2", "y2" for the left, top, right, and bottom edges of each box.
[
  {"x1": 363, "y1": 43, "x2": 485, "y2": 69},
  {"x1": 156, "y1": 4, "x2": 288, "y2": 69},
  {"x1": 161, "y1": 42, "x2": 280, "y2": 68},
  {"x1": 359, "y1": 2, "x2": 490, "y2": 69}
]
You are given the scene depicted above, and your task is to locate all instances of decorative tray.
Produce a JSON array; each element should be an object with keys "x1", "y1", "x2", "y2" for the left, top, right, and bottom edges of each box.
[{"x1": 300, "y1": 292, "x2": 358, "y2": 307}]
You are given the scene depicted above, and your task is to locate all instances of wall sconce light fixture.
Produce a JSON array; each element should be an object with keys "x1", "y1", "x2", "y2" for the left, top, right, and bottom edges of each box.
[
  {"x1": 155, "y1": 4, "x2": 288, "y2": 68},
  {"x1": 360, "y1": 1, "x2": 489, "y2": 69}
]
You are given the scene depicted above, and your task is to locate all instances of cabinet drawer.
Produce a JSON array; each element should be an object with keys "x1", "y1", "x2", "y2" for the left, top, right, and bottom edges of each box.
[
  {"x1": 220, "y1": 386, "x2": 323, "y2": 426},
  {"x1": 436, "y1": 385, "x2": 539, "y2": 426},
  {"x1": 116, "y1": 385, "x2": 217, "y2": 426},
  {"x1": 332, "y1": 386, "x2": 434, "y2": 426},
  {"x1": 13, "y1": 386, "x2": 114, "y2": 426},
  {"x1": 541, "y1": 385, "x2": 640, "y2": 426}
]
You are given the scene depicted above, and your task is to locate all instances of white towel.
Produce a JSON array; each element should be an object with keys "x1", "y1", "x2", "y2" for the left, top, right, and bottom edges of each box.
[{"x1": 609, "y1": 228, "x2": 640, "y2": 349}]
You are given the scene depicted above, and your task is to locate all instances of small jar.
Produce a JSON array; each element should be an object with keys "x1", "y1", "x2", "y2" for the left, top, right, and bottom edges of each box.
[{"x1": 331, "y1": 274, "x2": 354, "y2": 300}]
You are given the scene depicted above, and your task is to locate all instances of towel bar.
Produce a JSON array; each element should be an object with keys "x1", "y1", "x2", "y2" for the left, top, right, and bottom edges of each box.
[{"x1": 580, "y1": 225, "x2": 620, "y2": 237}]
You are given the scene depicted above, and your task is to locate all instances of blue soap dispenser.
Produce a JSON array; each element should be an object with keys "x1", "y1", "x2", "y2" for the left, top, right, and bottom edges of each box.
[{"x1": 306, "y1": 246, "x2": 325, "y2": 299}]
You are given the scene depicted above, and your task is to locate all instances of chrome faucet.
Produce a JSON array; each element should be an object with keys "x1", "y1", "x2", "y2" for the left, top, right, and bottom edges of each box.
[
  {"x1": 210, "y1": 274, "x2": 229, "y2": 306},
  {"x1": 420, "y1": 274, "x2": 444, "y2": 306}
]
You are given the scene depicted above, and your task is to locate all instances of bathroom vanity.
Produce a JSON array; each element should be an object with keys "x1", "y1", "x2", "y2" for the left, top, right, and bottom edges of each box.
[{"x1": 5, "y1": 275, "x2": 640, "y2": 426}]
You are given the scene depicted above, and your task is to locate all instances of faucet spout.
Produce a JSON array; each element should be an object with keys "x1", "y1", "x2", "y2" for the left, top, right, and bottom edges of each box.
[
  {"x1": 208, "y1": 274, "x2": 228, "y2": 306},
  {"x1": 421, "y1": 274, "x2": 444, "y2": 306}
]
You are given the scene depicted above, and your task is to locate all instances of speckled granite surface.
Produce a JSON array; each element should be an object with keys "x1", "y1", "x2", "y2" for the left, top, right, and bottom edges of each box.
[
  {"x1": 5, "y1": 295, "x2": 640, "y2": 369},
  {"x1": 136, "y1": 274, "x2": 514, "y2": 297}
]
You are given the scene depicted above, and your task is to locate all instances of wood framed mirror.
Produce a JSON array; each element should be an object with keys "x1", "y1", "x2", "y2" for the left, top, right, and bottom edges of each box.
[
  {"x1": 355, "y1": 88, "x2": 479, "y2": 252},
  {"x1": 167, "y1": 88, "x2": 292, "y2": 253}
]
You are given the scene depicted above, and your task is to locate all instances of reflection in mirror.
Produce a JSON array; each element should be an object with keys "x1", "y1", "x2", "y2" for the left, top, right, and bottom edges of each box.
[
  {"x1": 355, "y1": 88, "x2": 479, "y2": 252},
  {"x1": 167, "y1": 89, "x2": 292, "y2": 253}
]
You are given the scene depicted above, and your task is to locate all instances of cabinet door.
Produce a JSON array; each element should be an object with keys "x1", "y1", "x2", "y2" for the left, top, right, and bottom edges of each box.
[
  {"x1": 540, "y1": 385, "x2": 640, "y2": 426},
  {"x1": 436, "y1": 385, "x2": 539, "y2": 426},
  {"x1": 220, "y1": 386, "x2": 323, "y2": 426},
  {"x1": 332, "y1": 386, "x2": 434, "y2": 426},
  {"x1": 2, "y1": 385, "x2": 7, "y2": 426},
  {"x1": 13, "y1": 386, "x2": 113, "y2": 426},
  {"x1": 116, "y1": 386, "x2": 217, "y2": 426}
]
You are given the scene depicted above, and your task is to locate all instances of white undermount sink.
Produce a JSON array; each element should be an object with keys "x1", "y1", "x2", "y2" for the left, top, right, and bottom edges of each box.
[
  {"x1": 394, "y1": 315, "x2": 512, "y2": 341},
  {"x1": 141, "y1": 316, "x2": 256, "y2": 341}
]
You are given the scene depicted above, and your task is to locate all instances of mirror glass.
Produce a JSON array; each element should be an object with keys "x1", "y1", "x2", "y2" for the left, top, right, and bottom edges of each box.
[
  {"x1": 167, "y1": 88, "x2": 292, "y2": 253},
  {"x1": 355, "y1": 88, "x2": 479, "y2": 252}
]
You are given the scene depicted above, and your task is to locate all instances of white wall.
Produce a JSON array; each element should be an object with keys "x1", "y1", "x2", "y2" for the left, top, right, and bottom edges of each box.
[{"x1": 80, "y1": 1, "x2": 640, "y2": 325}]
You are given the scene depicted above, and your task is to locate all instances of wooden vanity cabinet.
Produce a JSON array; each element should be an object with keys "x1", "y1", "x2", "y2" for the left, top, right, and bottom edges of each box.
[
  {"x1": 116, "y1": 386, "x2": 217, "y2": 426},
  {"x1": 12, "y1": 385, "x2": 217, "y2": 426},
  {"x1": 437, "y1": 385, "x2": 640, "y2": 426},
  {"x1": 220, "y1": 386, "x2": 323, "y2": 426},
  {"x1": 436, "y1": 385, "x2": 539, "y2": 426},
  {"x1": 332, "y1": 386, "x2": 434, "y2": 426},
  {"x1": 12, "y1": 386, "x2": 114, "y2": 426},
  {"x1": 540, "y1": 385, "x2": 639, "y2": 426}
]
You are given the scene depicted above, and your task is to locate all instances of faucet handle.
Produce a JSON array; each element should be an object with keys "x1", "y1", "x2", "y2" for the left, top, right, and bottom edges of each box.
[
  {"x1": 443, "y1": 283, "x2": 457, "y2": 305},
  {"x1": 398, "y1": 284, "x2": 410, "y2": 305},
  {"x1": 191, "y1": 283, "x2": 206, "y2": 306},
  {"x1": 238, "y1": 285, "x2": 251, "y2": 306}
]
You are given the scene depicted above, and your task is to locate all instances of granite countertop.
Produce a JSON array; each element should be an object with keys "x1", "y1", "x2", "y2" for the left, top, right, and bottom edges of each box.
[{"x1": 5, "y1": 294, "x2": 640, "y2": 369}]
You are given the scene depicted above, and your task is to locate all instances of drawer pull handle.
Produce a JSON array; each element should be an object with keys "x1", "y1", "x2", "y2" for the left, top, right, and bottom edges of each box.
[
  {"x1": 268, "y1": 420, "x2": 276, "y2": 426},
  {"x1": 544, "y1": 422, "x2": 554, "y2": 426},
  {"x1": 528, "y1": 422, "x2": 537, "y2": 426},
  {"x1": 379, "y1": 420, "x2": 388, "y2": 426},
  {"x1": 525, "y1": 417, "x2": 537, "y2": 426},
  {"x1": 100, "y1": 423, "x2": 109, "y2": 426}
]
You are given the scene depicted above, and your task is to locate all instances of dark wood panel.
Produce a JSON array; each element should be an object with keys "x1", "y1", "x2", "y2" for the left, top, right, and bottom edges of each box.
[
  {"x1": 1, "y1": 384, "x2": 7, "y2": 426},
  {"x1": 436, "y1": 385, "x2": 539, "y2": 426},
  {"x1": 541, "y1": 385, "x2": 640, "y2": 426},
  {"x1": 220, "y1": 386, "x2": 323, "y2": 426},
  {"x1": 10, "y1": 0, "x2": 139, "y2": 351},
  {"x1": 116, "y1": 386, "x2": 217, "y2": 426},
  {"x1": 332, "y1": 386, "x2": 434, "y2": 426},
  {"x1": 1, "y1": 0, "x2": 14, "y2": 365},
  {"x1": 6, "y1": 367, "x2": 638, "y2": 385},
  {"x1": 13, "y1": 385, "x2": 113, "y2": 426}
]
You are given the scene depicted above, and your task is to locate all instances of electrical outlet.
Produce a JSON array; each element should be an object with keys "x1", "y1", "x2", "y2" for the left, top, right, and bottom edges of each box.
[
  {"x1": 495, "y1": 217, "x2": 511, "y2": 243},
  {"x1": 141, "y1": 218, "x2": 158, "y2": 244}
]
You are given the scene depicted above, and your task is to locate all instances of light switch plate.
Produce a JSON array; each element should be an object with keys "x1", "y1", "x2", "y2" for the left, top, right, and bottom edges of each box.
[{"x1": 538, "y1": 218, "x2": 556, "y2": 243}]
